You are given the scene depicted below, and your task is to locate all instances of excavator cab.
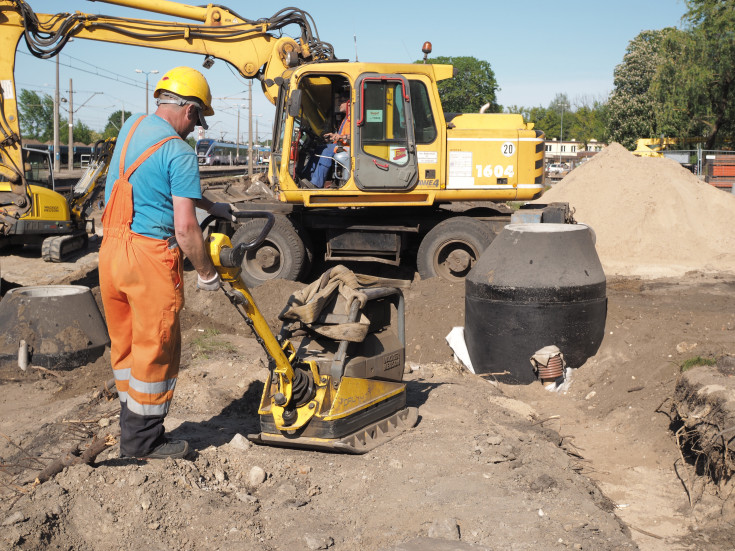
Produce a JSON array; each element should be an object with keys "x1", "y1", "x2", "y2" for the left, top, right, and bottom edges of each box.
[
  {"x1": 273, "y1": 67, "x2": 420, "y2": 196},
  {"x1": 21, "y1": 148, "x2": 54, "y2": 190}
]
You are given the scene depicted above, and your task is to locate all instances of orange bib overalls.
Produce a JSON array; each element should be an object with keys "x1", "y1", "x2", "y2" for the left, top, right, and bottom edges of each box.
[{"x1": 99, "y1": 116, "x2": 185, "y2": 456}]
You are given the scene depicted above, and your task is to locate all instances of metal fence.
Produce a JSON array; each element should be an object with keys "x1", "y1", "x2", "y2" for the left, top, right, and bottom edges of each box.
[{"x1": 663, "y1": 149, "x2": 735, "y2": 193}]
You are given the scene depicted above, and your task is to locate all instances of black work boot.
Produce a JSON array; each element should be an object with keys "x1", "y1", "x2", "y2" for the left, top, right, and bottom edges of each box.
[
  {"x1": 121, "y1": 438, "x2": 189, "y2": 460},
  {"x1": 144, "y1": 439, "x2": 189, "y2": 459}
]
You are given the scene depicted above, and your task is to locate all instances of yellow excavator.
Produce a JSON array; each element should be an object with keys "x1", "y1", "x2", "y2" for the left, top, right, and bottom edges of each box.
[
  {"x1": 0, "y1": 0, "x2": 566, "y2": 450},
  {"x1": 632, "y1": 137, "x2": 681, "y2": 158},
  {"x1": 0, "y1": 135, "x2": 114, "y2": 261},
  {"x1": 0, "y1": 0, "x2": 563, "y2": 283}
]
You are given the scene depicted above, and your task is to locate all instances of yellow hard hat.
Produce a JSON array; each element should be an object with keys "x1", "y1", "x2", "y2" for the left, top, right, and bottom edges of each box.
[{"x1": 153, "y1": 67, "x2": 214, "y2": 116}]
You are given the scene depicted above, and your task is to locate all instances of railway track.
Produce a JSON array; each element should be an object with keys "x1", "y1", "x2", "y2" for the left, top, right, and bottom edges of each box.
[
  {"x1": 199, "y1": 164, "x2": 268, "y2": 180},
  {"x1": 53, "y1": 164, "x2": 266, "y2": 192}
]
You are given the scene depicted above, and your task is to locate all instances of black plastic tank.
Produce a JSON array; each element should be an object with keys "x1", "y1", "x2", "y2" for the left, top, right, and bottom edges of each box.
[{"x1": 465, "y1": 223, "x2": 607, "y2": 384}]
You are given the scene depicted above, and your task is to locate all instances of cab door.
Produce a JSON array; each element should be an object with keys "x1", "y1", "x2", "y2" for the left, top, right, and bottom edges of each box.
[{"x1": 353, "y1": 74, "x2": 418, "y2": 191}]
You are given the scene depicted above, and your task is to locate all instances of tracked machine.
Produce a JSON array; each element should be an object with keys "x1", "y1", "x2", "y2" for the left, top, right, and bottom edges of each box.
[
  {"x1": 0, "y1": 137, "x2": 114, "y2": 261},
  {"x1": 206, "y1": 212, "x2": 418, "y2": 453}
]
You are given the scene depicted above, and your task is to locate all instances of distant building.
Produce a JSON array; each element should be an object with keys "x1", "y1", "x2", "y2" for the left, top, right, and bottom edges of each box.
[{"x1": 545, "y1": 138, "x2": 607, "y2": 168}]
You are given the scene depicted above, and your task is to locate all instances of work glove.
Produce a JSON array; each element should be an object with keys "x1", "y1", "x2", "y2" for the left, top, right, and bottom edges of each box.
[
  {"x1": 197, "y1": 272, "x2": 221, "y2": 292},
  {"x1": 207, "y1": 202, "x2": 237, "y2": 222}
]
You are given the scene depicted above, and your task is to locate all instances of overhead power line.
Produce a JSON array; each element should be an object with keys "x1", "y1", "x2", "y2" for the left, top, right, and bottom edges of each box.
[{"x1": 17, "y1": 50, "x2": 146, "y2": 90}]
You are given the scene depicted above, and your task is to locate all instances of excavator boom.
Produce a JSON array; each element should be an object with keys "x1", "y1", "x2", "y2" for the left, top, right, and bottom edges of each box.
[{"x1": 0, "y1": 0, "x2": 333, "y2": 231}]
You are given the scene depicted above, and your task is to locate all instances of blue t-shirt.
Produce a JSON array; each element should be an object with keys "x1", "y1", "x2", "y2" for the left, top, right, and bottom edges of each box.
[{"x1": 105, "y1": 114, "x2": 201, "y2": 239}]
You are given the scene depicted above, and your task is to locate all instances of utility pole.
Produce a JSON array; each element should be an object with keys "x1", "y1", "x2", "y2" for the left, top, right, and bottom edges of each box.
[
  {"x1": 248, "y1": 81, "x2": 253, "y2": 180},
  {"x1": 68, "y1": 79, "x2": 73, "y2": 171},
  {"x1": 559, "y1": 102, "x2": 567, "y2": 164},
  {"x1": 53, "y1": 54, "x2": 60, "y2": 173},
  {"x1": 135, "y1": 69, "x2": 159, "y2": 114}
]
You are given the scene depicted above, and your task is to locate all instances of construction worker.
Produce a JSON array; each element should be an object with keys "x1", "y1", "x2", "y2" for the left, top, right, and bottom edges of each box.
[
  {"x1": 302, "y1": 90, "x2": 350, "y2": 188},
  {"x1": 99, "y1": 67, "x2": 233, "y2": 460}
]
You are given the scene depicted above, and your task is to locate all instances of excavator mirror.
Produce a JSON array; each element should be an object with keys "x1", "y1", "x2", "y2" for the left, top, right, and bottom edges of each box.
[{"x1": 287, "y1": 90, "x2": 302, "y2": 117}]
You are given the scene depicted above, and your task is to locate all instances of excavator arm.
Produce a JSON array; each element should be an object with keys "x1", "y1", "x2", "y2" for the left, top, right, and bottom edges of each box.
[{"x1": 0, "y1": 0, "x2": 334, "y2": 229}]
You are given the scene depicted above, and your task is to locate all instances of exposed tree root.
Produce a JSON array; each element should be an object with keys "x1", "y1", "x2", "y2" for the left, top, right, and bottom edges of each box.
[{"x1": 34, "y1": 428, "x2": 120, "y2": 486}]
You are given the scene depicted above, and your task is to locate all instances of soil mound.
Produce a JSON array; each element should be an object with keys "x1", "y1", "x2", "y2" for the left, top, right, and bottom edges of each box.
[
  {"x1": 182, "y1": 269, "x2": 464, "y2": 365},
  {"x1": 538, "y1": 143, "x2": 735, "y2": 278}
]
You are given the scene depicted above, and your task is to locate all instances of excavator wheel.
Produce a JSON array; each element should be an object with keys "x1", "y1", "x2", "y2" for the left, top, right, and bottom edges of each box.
[
  {"x1": 417, "y1": 217, "x2": 495, "y2": 281},
  {"x1": 232, "y1": 215, "x2": 307, "y2": 287}
]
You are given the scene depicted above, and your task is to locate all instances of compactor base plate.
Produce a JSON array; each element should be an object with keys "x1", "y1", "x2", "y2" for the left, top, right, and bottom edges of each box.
[{"x1": 248, "y1": 406, "x2": 418, "y2": 454}]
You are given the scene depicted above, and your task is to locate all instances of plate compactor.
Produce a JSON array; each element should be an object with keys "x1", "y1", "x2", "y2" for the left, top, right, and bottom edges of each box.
[{"x1": 205, "y1": 212, "x2": 418, "y2": 453}]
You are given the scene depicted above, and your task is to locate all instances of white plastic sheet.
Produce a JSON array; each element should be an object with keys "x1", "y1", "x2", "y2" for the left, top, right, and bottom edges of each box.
[{"x1": 445, "y1": 326, "x2": 475, "y2": 374}]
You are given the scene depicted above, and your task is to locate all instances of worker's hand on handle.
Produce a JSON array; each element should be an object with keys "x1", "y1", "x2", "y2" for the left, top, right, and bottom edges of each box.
[
  {"x1": 207, "y1": 202, "x2": 237, "y2": 222},
  {"x1": 197, "y1": 271, "x2": 221, "y2": 291}
]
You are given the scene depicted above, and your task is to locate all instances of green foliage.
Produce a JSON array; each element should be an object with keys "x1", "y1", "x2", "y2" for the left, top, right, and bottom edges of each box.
[
  {"x1": 508, "y1": 95, "x2": 607, "y2": 146},
  {"x1": 652, "y1": 0, "x2": 735, "y2": 148},
  {"x1": 406, "y1": 1, "x2": 735, "y2": 153},
  {"x1": 60, "y1": 120, "x2": 95, "y2": 145},
  {"x1": 680, "y1": 356, "x2": 717, "y2": 372},
  {"x1": 607, "y1": 29, "x2": 670, "y2": 150},
  {"x1": 18, "y1": 89, "x2": 60, "y2": 142},
  {"x1": 419, "y1": 56, "x2": 499, "y2": 114},
  {"x1": 18, "y1": 89, "x2": 104, "y2": 145},
  {"x1": 536, "y1": 94, "x2": 572, "y2": 140},
  {"x1": 606, "y1": 1, "x2": 735, "y2": 150},
  {"x1": 103, "y1": 110, "x2": 133, "y2": 139},
  {"x1": 571, "y1": 99, "x2": 609, "y2": 143}
]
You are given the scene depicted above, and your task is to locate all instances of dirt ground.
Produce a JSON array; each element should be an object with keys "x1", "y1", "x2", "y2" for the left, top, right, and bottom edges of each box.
[{"x1": 1, "y1": 236, "x2": 734, "y2": 550}]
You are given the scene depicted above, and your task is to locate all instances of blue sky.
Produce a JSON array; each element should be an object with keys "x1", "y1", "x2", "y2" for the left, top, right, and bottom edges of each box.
[{"x1": 12, "y1": 0, "x2": 688, "y2": 142}]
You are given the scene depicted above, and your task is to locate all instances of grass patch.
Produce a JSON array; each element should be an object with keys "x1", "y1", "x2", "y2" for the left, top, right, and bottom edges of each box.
[
  {"x1": 192, "y1": 328, "x2": 237, "y2": 358},
  {"x1": 680, "y1": 356, "x2": 717, "y2": 372}
]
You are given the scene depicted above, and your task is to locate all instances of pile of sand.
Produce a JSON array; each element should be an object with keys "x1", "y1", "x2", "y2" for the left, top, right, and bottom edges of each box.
[{"x1": 538, "y1": 143, "x2": 735, "y2": 278}]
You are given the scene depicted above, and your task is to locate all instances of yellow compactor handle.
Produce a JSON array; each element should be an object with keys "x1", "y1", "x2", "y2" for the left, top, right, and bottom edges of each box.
[{"x1": 203, "y1": 211, "x2": 322, "y2": 430}]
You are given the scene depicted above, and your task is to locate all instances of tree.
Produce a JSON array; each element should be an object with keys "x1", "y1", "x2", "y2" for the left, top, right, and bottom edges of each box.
[
  {"x1": 60, "y1": 121, "x2": 95, "y2": 145},
  {"x1": 17, "y1": 89, "x2": 60, "y2": 142},
  {"x1": 505, "y1": 95, "x2": 608, "y2": 147},
  {"x1": 18, "y1": 89, "x2": 101, "y2": 145},
  {"x1": 606, "y1": 29, "x2": 670, "y2": 150},
  {"x1": 527, "y1": 94, "x2": 572, "y2": 142},
  {"x1": 652, "y1": 0, "x2": 735, "y2": 149},
  {"x1": 568, "y1": 96, "x2": 609, "y2": 143},
  {"x1": 103, "y1": 109, "x2": 133, "y2": 139},
  {"x1": 419, "y1": 56, "x2": 499, "y2": 114}
]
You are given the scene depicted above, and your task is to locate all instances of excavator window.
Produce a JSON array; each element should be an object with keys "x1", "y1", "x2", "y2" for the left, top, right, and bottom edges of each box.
[
  {"x1": 408, "y1": 80, "x2": 437, "y2": 145},
  {"x1": 22, "y1": 148, "x2": 54, "y2": 190},
  {"x1": 358, "y1": 79, "x2": 409, "y2": 166},
  {"x1": 297, "y1": 76, "x2": 350, "y2": 136},
  {"x1": 292, "y1": 75, "x2": 352, "y2": 187},
  {"x1": 272, "y1": 86, "x2": 289, "y2": 186}
]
